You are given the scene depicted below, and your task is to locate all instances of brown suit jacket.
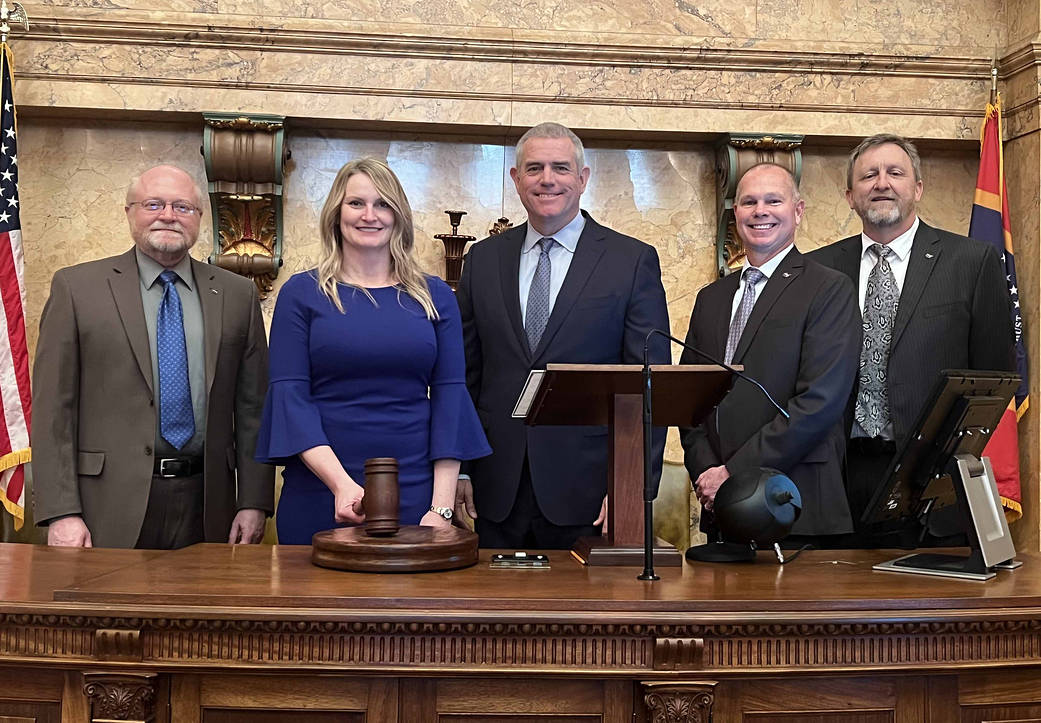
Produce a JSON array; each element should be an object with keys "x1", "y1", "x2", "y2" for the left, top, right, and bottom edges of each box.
[{"x1": 32, "y1": 248, "x2": 274, "y2": 548}]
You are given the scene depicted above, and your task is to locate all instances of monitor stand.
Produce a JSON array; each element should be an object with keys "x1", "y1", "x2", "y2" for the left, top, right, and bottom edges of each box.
[{"x1": 873, "y1": 454, "x2": 1019, "y2": 582}]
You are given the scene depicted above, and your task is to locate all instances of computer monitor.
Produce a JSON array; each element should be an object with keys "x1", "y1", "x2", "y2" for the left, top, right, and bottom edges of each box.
[{"x1": 862, "y1": 370, "x2": 1020, "y2": 581}]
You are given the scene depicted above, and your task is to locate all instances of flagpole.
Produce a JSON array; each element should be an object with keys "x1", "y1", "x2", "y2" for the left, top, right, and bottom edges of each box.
[{"x1": 990, "y1": 63, "x2": 998, "y2": 105}]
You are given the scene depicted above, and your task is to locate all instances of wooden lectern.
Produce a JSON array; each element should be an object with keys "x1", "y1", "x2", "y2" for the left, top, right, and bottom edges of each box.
[{"x1": 521, "y1": 363, "x2": 735, "y2": 566}]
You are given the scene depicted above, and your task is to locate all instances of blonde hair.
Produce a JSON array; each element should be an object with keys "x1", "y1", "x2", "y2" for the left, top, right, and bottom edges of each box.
[{"x1": 316, "y1": 158, "x2": 437, "y2": 320}]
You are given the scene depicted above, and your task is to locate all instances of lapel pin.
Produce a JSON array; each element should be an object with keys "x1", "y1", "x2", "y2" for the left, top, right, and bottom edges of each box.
[
  {"x1": 925, "y1": 253, "x2": 934, "y2": 259},
  {"x1": 782, "y1": 272, "x2": 791, "y2": 278},
  {"x1": 211, "y1": 288, "x2": 219, "y2": 294}
]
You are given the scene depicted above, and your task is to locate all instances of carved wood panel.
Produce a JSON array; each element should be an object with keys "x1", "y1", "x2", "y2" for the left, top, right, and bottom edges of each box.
[
  {"x1": 742, "y1": 714, "x2": 892, "y2": 723},
  {"x1": 960, "y1": 707, "x2": 1041, "y2": 723},
  {"x1": 202, "y1": 713, "x2": 363, "y2": 722}
]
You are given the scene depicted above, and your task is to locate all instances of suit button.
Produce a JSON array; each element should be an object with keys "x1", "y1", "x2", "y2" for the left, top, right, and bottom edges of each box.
[{"x1": 145, "y1": 446, "x2": 153, "y2": 456}]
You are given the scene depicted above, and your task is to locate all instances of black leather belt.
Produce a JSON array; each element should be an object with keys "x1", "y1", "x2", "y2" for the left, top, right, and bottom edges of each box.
[{"x1": 153, "y1": 457, "x2": 204, "y2": 478}]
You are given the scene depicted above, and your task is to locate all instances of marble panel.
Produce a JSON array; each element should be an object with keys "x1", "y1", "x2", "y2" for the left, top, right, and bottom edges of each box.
[
  {"x1": 26, "y1": 0, "x2": 216, "y2": 12},
  {"x1": 510, "y1": 101, "x2": 983, "y2": 141},
  {"x1": 18, "y1": 80, "x2": 514, "y2": 127},
  {"x1": 16, "y1": 40, "x2": 511, "y2": 98},
  {"x1": 1006, "y1": 0, "x2": 1040, "y2": 45},
  {"x1": 511, "y1": 63, "x2": 989, "y2": 113},
  {"x1": 757, "y1": 0, "x2": 1006, "y2": 49},
  {"x1": 214, "y1": 0, "x2": 755, "y2": 38}
]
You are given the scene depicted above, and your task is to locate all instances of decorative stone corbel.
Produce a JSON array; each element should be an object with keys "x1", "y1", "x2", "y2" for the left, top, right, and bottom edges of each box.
[
  {"x1": 202, "y1": 112, "x2": 289, "y2": 298},
  {"x1": 642, "y1": 681, "x2": 716, "y2": 723},
  {"x1": 715, "y1": 133, "x2": 804, "y2": 277}
]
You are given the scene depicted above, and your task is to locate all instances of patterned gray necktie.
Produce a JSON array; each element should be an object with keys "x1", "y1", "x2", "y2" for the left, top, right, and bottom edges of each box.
[
  {"x1": 525, "y1": 237, "x2": 555, "y2": 351},
  {"x1": 856, "y1": 243, "x2": 899, "y2": 437},
  {"x1": 724, "y1": 266, "x2": 764, "y2": 364}
]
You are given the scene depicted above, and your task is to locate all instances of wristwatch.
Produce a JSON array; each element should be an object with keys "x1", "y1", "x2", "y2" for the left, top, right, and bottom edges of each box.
[{"x1": 429, "y1": 505, "x2": 454, "y2": 520}]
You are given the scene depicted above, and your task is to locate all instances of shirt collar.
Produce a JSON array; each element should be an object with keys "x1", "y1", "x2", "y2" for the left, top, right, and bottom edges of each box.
[
  {"x1": 741, "y1": 243, "x2": 794, "y2": 281},
  {"x1": 860, "y1": 216, "x2": 919, "y2": 263},
  {"x1": 135, "y1": 247, "x2": 195, "y2": 291},
  {"x1": 522, "y1": 212, "x2": 586, "y2": 254}
]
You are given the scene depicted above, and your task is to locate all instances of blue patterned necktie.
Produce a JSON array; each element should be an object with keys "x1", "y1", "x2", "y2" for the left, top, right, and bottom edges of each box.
[
  {"x1": 525, "y1": 237, "x2": 555, "y2": 351},
  {"x1": 157, "y1": 270, "x2": 194, "y2": 450},
  {"x1": 856, "y1": 243, "x2": 899, "y2": 437},
  {"x1": 724, "y1": 266, "x2": 764, "y2": 364}
]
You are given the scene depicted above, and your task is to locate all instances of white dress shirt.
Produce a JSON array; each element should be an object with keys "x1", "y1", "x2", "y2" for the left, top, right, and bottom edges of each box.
[{"x1": 729, "y1": 243, "x2": 795, "y2": 323}]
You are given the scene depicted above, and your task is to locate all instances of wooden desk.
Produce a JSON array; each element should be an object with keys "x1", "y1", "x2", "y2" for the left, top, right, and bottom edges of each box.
[{"x1": 2, "y1": 543, "x2": 1041, "y2": 722}]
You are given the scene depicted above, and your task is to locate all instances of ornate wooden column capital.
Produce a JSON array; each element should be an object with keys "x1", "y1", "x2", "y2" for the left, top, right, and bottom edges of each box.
[
  {"x1": 82, "y1": 672, "x2": 157, "y2": 722},
  {"x1": 642, "y1": 681, "x2": 716, "y2": 723}
]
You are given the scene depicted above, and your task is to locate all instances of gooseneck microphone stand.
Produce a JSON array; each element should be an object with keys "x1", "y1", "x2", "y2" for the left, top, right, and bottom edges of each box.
[
  {"x1": 638, "y1": 340, "x2": 658, "y2": 581},
  {"x1": 637, "y1": 329, "x2": 790, "y2": 582}
]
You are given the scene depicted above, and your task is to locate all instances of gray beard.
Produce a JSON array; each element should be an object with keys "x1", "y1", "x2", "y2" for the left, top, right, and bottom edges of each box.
[{"x1": 863, "y1": 204, "x2": 902, "y2": 227}]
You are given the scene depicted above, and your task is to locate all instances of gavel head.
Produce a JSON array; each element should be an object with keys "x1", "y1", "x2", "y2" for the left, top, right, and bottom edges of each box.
[{"x1": 362, "y1": 457, "x2": 399, "y2": 537}]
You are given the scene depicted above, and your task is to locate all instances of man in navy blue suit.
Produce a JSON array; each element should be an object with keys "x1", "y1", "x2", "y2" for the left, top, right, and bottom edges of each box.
[{"x1": 456, "y1": 122, "x2": 670, "y2": 549}]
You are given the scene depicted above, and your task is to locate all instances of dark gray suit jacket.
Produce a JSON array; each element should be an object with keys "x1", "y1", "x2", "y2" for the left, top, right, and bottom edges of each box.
[
  {"x1": 32, "y1": 248, "x2": 274, "y2": 548},
  {"x1": 457, "y1": 211, "x2": 670, "y2": 526},
  {"x1": 809, "y1": 221, "x2": 1016, "y2": 446},
  {"x1": 680, "y1": 248, "x2": 862, "y2": 536}
]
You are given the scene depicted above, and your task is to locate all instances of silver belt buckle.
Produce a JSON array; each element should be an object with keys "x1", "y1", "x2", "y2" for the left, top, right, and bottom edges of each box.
[{"x1": 157, "y1": 458, "x2": 179, "y2": 478}]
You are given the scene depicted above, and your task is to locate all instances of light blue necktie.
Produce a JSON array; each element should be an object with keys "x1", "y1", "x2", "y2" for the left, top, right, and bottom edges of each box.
[
  {"x1": 157, "y1": 270, "x2": 194, "y2": 450},
  {"x1": 525, "y1": 237, "x2": 555, "y2": 352}
]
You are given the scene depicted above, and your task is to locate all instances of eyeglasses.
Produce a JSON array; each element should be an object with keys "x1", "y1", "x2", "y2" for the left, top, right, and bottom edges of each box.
[{"x1": 127, "y1": 199, "x2": 201, "y2": 216}]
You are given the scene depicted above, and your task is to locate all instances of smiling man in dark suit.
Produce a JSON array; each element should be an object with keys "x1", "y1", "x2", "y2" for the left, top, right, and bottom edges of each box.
[
  {"x1": 456, "y1": 122, "x2": 670, "y2": 549},
  {"x1": 810, "y1": 134, "x2": 1015, "y2": 545},
  {"x1": 680, "y1": 163, "x2": 861, "y2": 544}
]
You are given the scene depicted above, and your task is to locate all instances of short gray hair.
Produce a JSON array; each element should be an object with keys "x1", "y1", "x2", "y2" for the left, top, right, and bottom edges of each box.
[
  {"x1": 846, "y1": 134, "x2": 922, "y2": 189},
  {"x1": 515, "y1": 122, "x2": 586, "y2": 170}
]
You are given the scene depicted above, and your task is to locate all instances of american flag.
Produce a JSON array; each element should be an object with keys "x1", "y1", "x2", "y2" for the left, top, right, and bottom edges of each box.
[{"x1": 0, "y1": 42, "x2": 29, "y2": 529}]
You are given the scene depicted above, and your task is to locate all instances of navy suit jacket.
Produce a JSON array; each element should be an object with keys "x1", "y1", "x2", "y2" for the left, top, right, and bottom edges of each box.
[
  {"x1": 809, "y1": 221, "x2": 1016, "y2": 446},
  {"x1": 679, "y1": 248, "x2": 862, "y2": 536},
  {"x1": 457, "y1": 211, "x2": 670, "y2": 526}
]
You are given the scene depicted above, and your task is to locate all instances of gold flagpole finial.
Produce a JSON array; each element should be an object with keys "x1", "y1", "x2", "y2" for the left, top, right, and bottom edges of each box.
[{"x1": 0, "y1": 1, "x2": 29, "y2": 44}]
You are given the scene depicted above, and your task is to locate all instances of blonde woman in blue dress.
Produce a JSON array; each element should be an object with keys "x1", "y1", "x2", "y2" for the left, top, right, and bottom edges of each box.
[{"x1": 256, "y1": 158, "x2": 490, "y2": 543}]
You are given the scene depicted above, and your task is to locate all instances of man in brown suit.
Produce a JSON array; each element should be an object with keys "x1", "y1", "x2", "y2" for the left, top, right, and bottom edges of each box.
[{"x1": 32, "y1": 164, "x2": 273, "y2": 549}]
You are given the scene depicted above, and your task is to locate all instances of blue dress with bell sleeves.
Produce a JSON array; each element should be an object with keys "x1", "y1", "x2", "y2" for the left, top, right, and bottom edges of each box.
[{"x1": 255, "y1": 271, "x2": 491, "y2": 544}]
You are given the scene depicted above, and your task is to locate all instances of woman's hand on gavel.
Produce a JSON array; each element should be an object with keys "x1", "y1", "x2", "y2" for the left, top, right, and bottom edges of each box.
[{"x1": 333, "y1": 480, "x2": 366, "y2": 524}]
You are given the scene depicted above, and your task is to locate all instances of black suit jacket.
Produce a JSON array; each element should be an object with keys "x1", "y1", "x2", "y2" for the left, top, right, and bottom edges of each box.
[
  {"x1": 809, "y1": 221, "x2": 1016, "y2": 446},
  {"x1": 679, "y1": 248, "x2": 862, "y2": 536},
  {"x1": 457, "y1": 211, "x2": 670, "y2": 526}
]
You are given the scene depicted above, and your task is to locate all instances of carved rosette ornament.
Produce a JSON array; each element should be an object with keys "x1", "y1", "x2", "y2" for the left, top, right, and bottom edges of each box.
[
  {"x1": 82, "y1": 672, "x2": 157, "y2": 722},
  {"x1": 202, "y1": 112, "x2": 289, "y2": 298},
  {"x1": 641, "y1": 682, "x2": 716, "y2": 723},
  {"x1": 715, "y1": 133, "x2": 804, "y2": 277},
  {"x1": 643, "y1": 682, "x2": 715, "y2": 723}
]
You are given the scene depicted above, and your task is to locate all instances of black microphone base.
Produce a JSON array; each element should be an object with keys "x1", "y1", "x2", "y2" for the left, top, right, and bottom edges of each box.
[{"x1": 685, "y1": 541, "x2": 756, "y2": 563}]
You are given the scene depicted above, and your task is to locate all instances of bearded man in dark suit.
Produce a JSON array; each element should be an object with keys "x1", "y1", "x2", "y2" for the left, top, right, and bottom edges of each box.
[{"x1": 809, "y1": 134, "x2": 1015, "y2": 545}]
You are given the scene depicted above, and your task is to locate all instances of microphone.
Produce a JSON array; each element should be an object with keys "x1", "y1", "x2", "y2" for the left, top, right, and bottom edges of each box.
[
  {"x1": 635, "y1": 329, "x2": 790, "y2": 581},
  {"x1": 642, "y1": 328, "x2": 790, "y2": 421}
]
